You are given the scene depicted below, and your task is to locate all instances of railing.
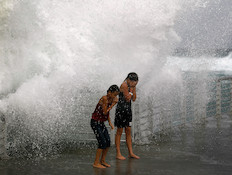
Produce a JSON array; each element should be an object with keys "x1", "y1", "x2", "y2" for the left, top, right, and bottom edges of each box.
[
  {"x1": 133, "y1": 75, "x2": 232, "y2": 144},
  {"x1": 0, "y1": 76, "x2": 231, "y2": 156},
  {"x1": 216, "y1": 77, "x2": 232, "y2": 117}
]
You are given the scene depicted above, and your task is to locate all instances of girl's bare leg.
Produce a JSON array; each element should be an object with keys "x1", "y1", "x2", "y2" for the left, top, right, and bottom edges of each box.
[
  {"x1": 100, "y1": 147, "x2": 111, "y2": 167},
  {"x1": 125, "y1": 127, "x2": 140, "y2": 159},
  {"x1": 93, "y1": 149, "x2": 106, "y2": 168},
  {"x1": 115, "y1": 128, "x2": 126, "y2": 160}
]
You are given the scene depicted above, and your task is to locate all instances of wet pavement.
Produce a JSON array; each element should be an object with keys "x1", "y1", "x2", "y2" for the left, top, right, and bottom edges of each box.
[{"x1": 1, "y1": 115, "x2": 232, "y2": 175}]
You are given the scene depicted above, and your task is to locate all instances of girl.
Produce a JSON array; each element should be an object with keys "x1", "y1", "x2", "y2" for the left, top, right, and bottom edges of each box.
[
  {"x1": 115, "y1": 72, "x2": 140, "y2": 160},
  {"x1": 91, "y1": 85, "x2": 120, "y2": 168}
]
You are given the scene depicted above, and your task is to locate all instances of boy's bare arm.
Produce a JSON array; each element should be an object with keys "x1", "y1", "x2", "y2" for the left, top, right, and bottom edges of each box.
[
  {"x1": 111, "y1": 97, "x2": 118, "y2": 107},
  {"x1": 101, "y1": 97, "x2": 109, "y2": 115},
  {"x1": 101, "y1": 96, "x2": 118, "y2": 115},
  {"x1": 108, "y1": 116, "x2": 114, "y2": 130}
]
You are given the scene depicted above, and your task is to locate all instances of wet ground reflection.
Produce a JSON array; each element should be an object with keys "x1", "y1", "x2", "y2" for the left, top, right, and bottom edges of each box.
[{"x1": 1, "y1": 115, "x2": 232, "y2": 175}]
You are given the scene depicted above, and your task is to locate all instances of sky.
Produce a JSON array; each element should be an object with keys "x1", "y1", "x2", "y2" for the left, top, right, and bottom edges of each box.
[{"x1": 174, "y1": 0, "x2": 232, "y2": 50}]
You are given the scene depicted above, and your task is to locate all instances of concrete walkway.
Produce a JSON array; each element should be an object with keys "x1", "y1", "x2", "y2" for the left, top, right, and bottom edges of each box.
[{"x1": 0, "y1": 115, "x2": 232, "y2": 175}]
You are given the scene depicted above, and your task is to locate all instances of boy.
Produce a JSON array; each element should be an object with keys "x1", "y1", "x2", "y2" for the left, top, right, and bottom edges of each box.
[{"x1": 91, "y1": 85, "x2": 120, "y2": 168}]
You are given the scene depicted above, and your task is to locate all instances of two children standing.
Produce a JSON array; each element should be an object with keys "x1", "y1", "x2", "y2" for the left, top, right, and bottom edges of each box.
[{"x1": 90, "y1": 72, "x2": 139, "y2": 169}]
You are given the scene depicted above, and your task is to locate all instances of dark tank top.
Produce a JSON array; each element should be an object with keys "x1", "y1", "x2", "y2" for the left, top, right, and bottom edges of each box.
[
  {"x1": 92, "y1": 102, "x2": 111, "y2": 122},
  {"x1": 117, "y1": 86, "x2": 131, "y2": 110},
  {"x1": 115, "y1": 85, "x2": 132, "y2": 127}
]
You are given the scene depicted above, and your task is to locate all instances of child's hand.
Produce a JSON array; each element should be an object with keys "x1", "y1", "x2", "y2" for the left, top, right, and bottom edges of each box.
[
  {"x1": 110, "y1": 124, "x2": 114, "y2": 130},
  {"x1": 114, "y1": 97, "x2": 119, "y2": 103},
  {"x1": 129, "y1": 88, "x2": 133, "y2": 92}
]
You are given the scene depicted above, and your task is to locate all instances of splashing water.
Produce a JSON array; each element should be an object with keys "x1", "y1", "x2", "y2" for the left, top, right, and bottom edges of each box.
[{"x1": 0, "y1": 0, "x2": 215, "y2": 155}]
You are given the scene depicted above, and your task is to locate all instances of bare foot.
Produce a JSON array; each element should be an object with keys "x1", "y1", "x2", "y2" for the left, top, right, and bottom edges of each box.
[
  {"x1": 129, "y1": 154, "x2": 140, "y2": 159},
  {"x1": 116, "y1": 155, "x2": 126, "y2": 160},
  {"x1": 93, "y1": 163, "x2": 106, "y2": 169},
  {"x1": 101, "y1": 161, "x2": 111, "y2": 167}
]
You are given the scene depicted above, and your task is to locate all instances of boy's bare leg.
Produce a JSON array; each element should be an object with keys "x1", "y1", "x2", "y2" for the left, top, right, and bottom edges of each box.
[
  {"x1": 100, "y1": 147, "x2": 111, "y2": 167},
  {"x1": 93, "y1": 149, "x2": 106, "y2": 168},
  {"x1": 125, "y1": 127, "x2": 140, "y2": 159},
  {"x1": 115, "y1": 128, "x2": 126, "y2": 160}
]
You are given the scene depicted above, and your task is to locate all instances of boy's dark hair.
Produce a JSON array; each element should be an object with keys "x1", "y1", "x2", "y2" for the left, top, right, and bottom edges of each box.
[
  {"x1": 107, "y1": 85, "x2": 120, "y2": 93},
  {"x1": 126, "y1": 72, "x2": 138, "y2": 81}
]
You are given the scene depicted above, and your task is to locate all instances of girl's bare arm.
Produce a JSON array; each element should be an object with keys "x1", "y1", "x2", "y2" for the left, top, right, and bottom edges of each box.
[
  {"x1": 132, "y1": 87, "x2": 136, "y2": 101},
  {"x1": 121, "y1": 82, "x2": 132, "y2": 102}
]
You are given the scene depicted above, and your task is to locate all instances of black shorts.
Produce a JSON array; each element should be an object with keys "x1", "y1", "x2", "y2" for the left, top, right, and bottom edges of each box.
[
  {"x1": 114, "y1": 105, "x2": 132, "y2": 128},
  {"x1": 90, "y1": 119, "x2": 110, "y2": 149}
]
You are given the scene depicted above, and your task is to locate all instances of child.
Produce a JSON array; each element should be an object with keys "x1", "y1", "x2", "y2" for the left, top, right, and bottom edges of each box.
[
  {"x1": 91, "y1": 85, "x2": 120, "y2": 168},
  {"x1": 115, "y1": 72, "x2": 140, "y2": 160}
]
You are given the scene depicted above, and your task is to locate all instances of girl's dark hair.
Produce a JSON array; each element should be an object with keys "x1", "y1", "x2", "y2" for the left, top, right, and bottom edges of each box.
[
  {"x1": 107, "y1": 85, "x2": 120, "y2": 93},
  {"x1": 126, "y1": 72, "x2": 138, "y2": 81}
]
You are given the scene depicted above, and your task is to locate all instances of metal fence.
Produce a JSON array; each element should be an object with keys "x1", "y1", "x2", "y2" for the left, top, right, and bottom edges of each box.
[
  {"x1": 133, "y1": 75, "x2": 232, "y2": 145},
  {"x1": 0, "y1": 76, "x2": 232, "y2": 156}
]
